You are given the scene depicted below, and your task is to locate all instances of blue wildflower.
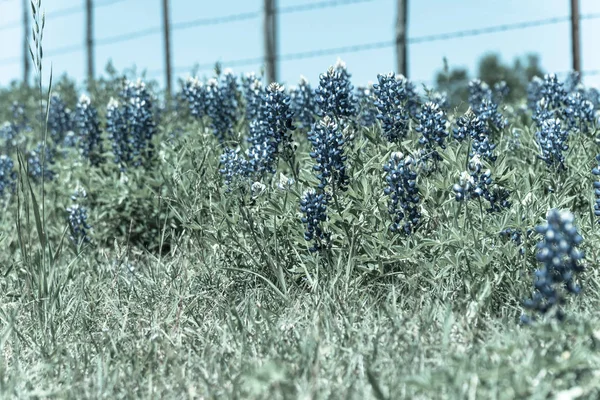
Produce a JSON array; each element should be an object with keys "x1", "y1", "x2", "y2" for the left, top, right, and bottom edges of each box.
[
  {"x1": 476, "y1": 98, "x2": 507, "y2": 130},
  {"x1": 289, "y1": 75, "x2": 317, "y2": 129},
  {"x1": 219, "y1": 147, "x2": 250, "y2": 191},
  {"x1": 106, "y1": 80, "x2": 157, "y2": 170},
  {"x1": 527, "y1": 76, "x2": 544, "y2": 110},
  {"x1": 241, "y1": 73, "x2": 265, "y2": 123},
  {"x1": 468, "y1": 80, "x2": 506, "y2": 130},
  {"x1": 106, "y1": 98, "x2": 130, "y2": 168},
  {"x1": 452, "y1": 155, "x2": 491, "y2": 202},
  {"x1": 180, "y1": 76, "x2": 206, "y2": 119},
  {"x1": 10, "y1": 102, "x2": 28, "y2": 130},
  {"x1": 563, "y1": 92, "x2": 595, "y2": 133},
  {"x1": 415, "y1": 102, "x2": 448, "y2": 162},
  {"x1": 0, "y1": 155, "x2": 16, "y2": 198},
  {"x1": 523, "y1": 209, "x2": 584, "y2": 321},
  {"x1": 356, "y1": 85, "x2": 378, "y2": 128},
  {"x1": 454, "y1": 110, "x2": 496, "y2": 162},
  {"x1": 300, "y1": 189, "x2": 329, "y2": 252},
  {"x1": 246, "y1": 139, "x2": 273, "y2": 177},
  {"x1": 468, "y1": 79, "x2": 492, "y2": 109},
  {"x1": 0, "y1": 122, "x2": 19, "y2": 152},
  {"x1": 592, "y1": 154, "x2": 600, "y2": 220},
  {"x1": 67, "y1": 187, "x2": 92, "y2": 245},
  {"x1": 586, "y1": 88, "x2": 600, "y2": 110},
  {"x1": 535, "y1": 118, "x2": 569, "y2": 170},
  {"x1": 315, "y1": 59, "x2": 357, "y2": 119},
  {"x1": 500, "y1": 227, "x2": 532, "y2": 255},
  {"x1": 373, "y1": 72, "x2": 410, "y2": 142},
  {"x1": 383, "y1": 152, "x2": 420, "y2": 234},
  {"x1": 75, "y1": 94, "x2": 104, "y2": 166},
  {"x1": 452, "y1": 154, "x2": 510, "y2": 213},
  {"x1": 48, "y1": 94, "x2": 74, "y2": 146},
  {"x1": 307, "y1": 116, "x2": 349, "y2": 192},
  {"x1": 27, "y1": 141, "x2": 56, "y2": 182},
  {"x1": 205, "y1": 70, "x2": 240, "y2": 142},
  {"x1": 246, "y1": 82, "x2": 296, "y2": 176},
  {"x1": 427, "y1": 90, "x2": 449, "y2": 111},
  {"x1": 539, "y1": 73, "x2": 567, "y2": 109},
  {"x1": 404, "y1": 77, "x2": 421, "y2": 118},
  {"x1": 261, "y1": 82, "x2": 296, "y2": 159}
]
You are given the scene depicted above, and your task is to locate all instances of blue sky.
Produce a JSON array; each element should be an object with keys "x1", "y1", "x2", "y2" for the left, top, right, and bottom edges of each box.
[{"x1": 1, "y1": 0, "x2": 600, "y2": 90}]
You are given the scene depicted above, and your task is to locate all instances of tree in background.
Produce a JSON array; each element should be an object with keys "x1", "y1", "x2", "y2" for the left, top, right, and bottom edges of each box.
[{"x1": 436, "y1": 53, "x2": 545, "y2": 110}]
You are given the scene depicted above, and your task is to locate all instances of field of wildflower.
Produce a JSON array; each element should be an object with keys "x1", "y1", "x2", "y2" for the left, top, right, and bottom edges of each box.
[{"x1": 2, "y1": 18, "x2": 600, "y2": 396}]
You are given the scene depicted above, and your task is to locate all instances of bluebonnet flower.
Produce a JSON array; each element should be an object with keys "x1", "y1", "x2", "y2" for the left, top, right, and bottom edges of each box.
[
  {"x1": 500, "y1": 228, "x2": 523, "y2": 245},
  {"x1": 246, "y1": 121, "x2": 275, "y2": 175},
  {"x1": 500, "y1": 228, "x2": 524, "y2": 253},
  {"x1": 486, "y1": 185, "x2": 511, "y2": 213},
  {"x1": 10, "y1": 102, "x2": 28, "y2": 130},
  {"x1": 355, "y1": 85, "x2": 378, "y2": 128},
  {"x1": 415, "y1": 102, "x2": 448, "y2": 162},
  {"x1": 219, "y1": 147, "x2": 250, "y2": 191},
  {"x1": 47, "y1": 94, "x2": 74, "y2": 146},
  {"x1": 373, "y1": 72, "x2": 410, "y2": 142},
  {"x1": 2, "y1": 103, "x2": 32, "y2": 152},
  {"x1": 383, "y1": 152, "x2": 420, "y2": 234},
  {"x1": 75, "y1": 94, "x2": 104, "y2": 166},
  {"x1": 307, "y1": 116, "x2": 349, "y2": 191},
  {"x1": 122, "y1": 80, "x2": 157, "y2": 166},
  {"x1": 452, "y1": 154, "x2": 509, "y2": 212},
  {"x1": 527, "y1": 76, "x2": 544, "y2": 110},
  {"x1": 261, "y1": 82, "x2": 296, "y2": 159},
  {"x1": 468, "y1": 79, "x2": 492, "y2": 109},
  {"x1": 475, "y1": 98, "x2": 507, "y2": 130},
  {"x1": 586, "y1": 87, "x2": 600, "y2": 110},
  {"x1": 470, "y1": 133, "x2": 497, "y2": 163},
  {"x1": 205, "y1": 70, "x2": 240, "y2": 142},
  {"x1": 67, "y1": 187, "x2": 92, "y2": 245},
  {"x1": 452, "y1": 156, "x2": 491, "y2": 202},
  {"x1": 563, "y1": 92, "x2": 595, "y2": 133},
  {"x1": 315, "y1": 59, "x2": 357, "y2": 119},
  {"x1": 241, "y1": 73, "x2": 265, "y2": 122},
  {"x1": 245, "y1": 83, "x2": 296, "y2": 177},
  {"x1": 522, "y1": 209, "x2": 585, "y2": 321},
  {"x1": 426, "y1": 90, "x2": 449, "y2": 111},
  {"x1": 531, "y1": 98, "x2": 557, "y2": 128},
  {"x1": 27, "y1": 141, "x2": 56, "y2": 182},
  {"x1": 592, "y1": 154, "x2": 600, "y2": 220},
  {"x1": 106, "y1": 98, "x2": 130, "y2": 168},
  {"x1": 0, "y1": 122, "x2": 19, "y2": 152},
  {"x1": 454, "y1": 110, "x2": 497, "y2": 162},
  {"x1": 180, "y1": 76, "x2": 206, "y2": 119},
  {"x1": 404, "y1": 77, "x2": 421, "y2": 118},
  {"x1": 289, "y1": 76, "x2": 317, "y2": 129},
  {"x1": 106, "y1": 80, "x2": 157, "y2": 170},
  {"x1": 468, "y1": 80, "x2": 506, "y2": 130},
  {"x1": 300, "y1": 189, "x2": 329, "y2": 252},
  {"x1": 0, "y1": 155, "x2": 16, "y2": 198},
  {"x1": 507, "y1": 128, "x2": 522, "y2": 151},
  {"x1": 538, "y1": 73, "x2": 567, "y2": 109},
  {"x1": 535, "y1": 118, "x2": 569, "y2": 170},
  {"x1": 500, "y1": 227, "x2": 533, "y2": 255}
]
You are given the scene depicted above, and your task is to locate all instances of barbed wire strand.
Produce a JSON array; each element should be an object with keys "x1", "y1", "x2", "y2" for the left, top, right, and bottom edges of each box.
[{"x1": 0, "y1": 0, "x2": 126, "y2": 32}]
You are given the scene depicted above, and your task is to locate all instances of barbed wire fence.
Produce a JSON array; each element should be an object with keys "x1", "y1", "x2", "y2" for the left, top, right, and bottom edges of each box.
[{"x1": 0, "y1": 0, "x2": 596, "y2": 95}]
